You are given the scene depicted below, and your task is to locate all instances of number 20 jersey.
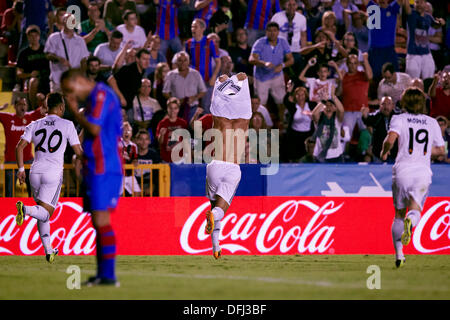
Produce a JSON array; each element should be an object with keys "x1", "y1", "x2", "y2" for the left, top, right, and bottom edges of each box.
[
  {"x1": 21, "y1": 114, "x2": 80, "y2": 174},
  {"x1": 388, "y1": 113, "x2": 445, "y2": 177}
]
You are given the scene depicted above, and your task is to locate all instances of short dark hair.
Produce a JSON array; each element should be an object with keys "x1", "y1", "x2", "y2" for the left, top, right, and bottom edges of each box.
[
  {"x1": 136, "y1": 48, "x2": 150, "y2": 59},
  {"x1": 266, "y1": 22, "x2": 280, "y2": 30},
  {"x1": 135, "y1": 129, "x2": 150, "y2": 139},
  {"x1": 87, "y1": 55, "x2": 101, "y2": 65},
  {"x1": 122, "y1": 9, "x2": 136, "y2": 21},
  {"x1": 382, "y1": 62, "x2": 395, "y2": 75},
  {"x1": 111, "y1": 30, "x2": 123, "y2": 39},
  {"x1": 46, "y1": 92, "x2": 64, "y2": 110}
]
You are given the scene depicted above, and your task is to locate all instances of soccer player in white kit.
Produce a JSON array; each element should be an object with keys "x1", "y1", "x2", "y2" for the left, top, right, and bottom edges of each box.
[
  {"x1": 380, "y1": 87, "x2": 445, "y2": 268},
  {"x1": 15, "y1": 93, "x2": 83, "y2": 263},
  {"x1": 205, "y1": 72, "x2": 252, "y2": 259}
]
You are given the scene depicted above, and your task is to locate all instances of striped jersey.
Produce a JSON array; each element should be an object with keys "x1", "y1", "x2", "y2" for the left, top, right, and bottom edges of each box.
[
  {"x1": 156, "y1": 0, "x2": 182, "y2": 40},
  {"x1": 83, "y1": 82, "x2": 123, "y2": 176},
  {"x1": 185, "y1": 36, "x2": 219, "y2": 82},
  {"x1": 245, "y1": 0, "x2": 281, "y2": 30},
  {"x1": 194, "y1": 0, "x2": 218, "y2": 27}
]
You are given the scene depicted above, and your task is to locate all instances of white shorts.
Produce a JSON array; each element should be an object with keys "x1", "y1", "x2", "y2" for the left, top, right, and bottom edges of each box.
[
  {"x1": 206, "y1": 160, "x2": 241, "y2": 205},
  {"x1": 405, "y1": 53, "x2": 435, "y2": 79},
  {"x1": 392, "y1": 169, "x2": 431, "y2": 210},
  {"x1": 30, "y1": 171, "x2": 63, "y2": 208},
  {"x1": 121, "y1": 176, "x2": 141, "y2": 195}
]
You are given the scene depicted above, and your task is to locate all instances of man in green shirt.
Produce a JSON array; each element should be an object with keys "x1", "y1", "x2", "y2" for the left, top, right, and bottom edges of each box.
[{"x1": 81, "y1": 2, "x2": 113, "y2": 53}]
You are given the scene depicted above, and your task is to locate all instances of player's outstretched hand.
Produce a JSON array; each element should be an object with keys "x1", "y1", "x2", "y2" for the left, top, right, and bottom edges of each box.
[
  {"x1": 380, "y1": 151, "x2": 389, "y2": 161},
  {"x1": 17, "y1": 171, "x2": 26, "y2": 185},
  {"x1": 236, "y1": 72, "x2": 247, "y2": 81}
]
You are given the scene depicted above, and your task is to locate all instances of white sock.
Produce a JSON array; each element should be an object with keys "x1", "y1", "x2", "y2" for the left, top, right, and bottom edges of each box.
[
  {"x1": 392, "y1": 218, "x2": 404, "y2": 260},
  {"x1": 406, "y1": 210, "x2": 421, "y2": 227},
  {"x1": 212, "y1": 207, "x2": 224, "y2": 221},
  {"x1": 37, "y1": 220, "x2": 53, "y2": 254},
  {"x1": 25, "y1": 205, "x2": 49, "y2": 222},
  {"x1": 211, "y1": 220, "x2": 221, "y2": 252}
]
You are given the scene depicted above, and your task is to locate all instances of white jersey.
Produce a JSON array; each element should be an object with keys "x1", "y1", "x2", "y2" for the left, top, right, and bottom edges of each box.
[
  {"x1": 21, "y1": 114, "x2": 80, "y2": 174},
  {"x1": 389, "y1": 113, "x2": 445, "y2": 177},
  {"x1": 210, "y1": 75, "x2": 252, "y2": 120}
]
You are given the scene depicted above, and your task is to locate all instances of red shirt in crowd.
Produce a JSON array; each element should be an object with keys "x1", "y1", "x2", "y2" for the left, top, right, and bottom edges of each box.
[
  {"x1": 0, "y1": 108, "x2": 43, "y2": 162},
  {"x1": 156, "y1": 117, "x2": 188, "y2": 163},
  {"x1": 342, "y1": 71, "x2": 369, "y2": 112},
  {"x1": 430, "y1": 87, "x2": 450, "y2": 119}
]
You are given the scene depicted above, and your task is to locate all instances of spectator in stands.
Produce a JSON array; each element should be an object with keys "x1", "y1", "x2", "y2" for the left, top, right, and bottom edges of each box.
[
  {"x1": 16, "y1": 25, "x2": 50, "y2": 108},
  {"x1": 116, "y1": 10, "x2": 149, "y2": 49},
  {"x1": 208, "y1": 0, "x2": 232, "y2": 50},
  {"x1": 343, "y1": 10, "x2": 369, "y2": 53},
  {"x1": 228, "y1": 28, "x2": 252, "y2": 77},
  {"x1": 185, "y1": 18, "x2": 220, "y2": 113},
  {"x1": 377, "y1": 62, "x2": 412, "y2": 106},
  {"x1": 271, "y1": 0, "x2": 308, "y2": 76},
  {"x1": 103, "y1": 0, "x2": 136, "y2": 27},
  {"x1": 111, "y1": 39, "x2": 135, "y2": 72},
  {"x1": 0, "y1": 97, "x2": 46, "y2": 197},
  {"x1": 428, "y1": 70, "x2": 450, "y2": 119},
  {"x1": 94, "y1": 29, "x2": 123, "y2": 77},
  {"x1": 19, "y1": 0, "x2": 53, "y2": 51},
  {"x1": 248, "y1": 111, "x2": 271, "y2": 163},
  {"x1": 318, "y1": 10, "x2": 339, "y2": 39},
  {"x1": 251, "y1": 94, "x2": 273, "y2": 128},
  {"x1": 80, "y1": 1, "x2": 113, "y2": 53},
  {"x1": 249, "y1": 21, "x2": 294, "y2": 123},
  {"x1": 156, "y1": 97, "x2": 189, "y2": 163},
  {"x1": 133, "y1": 78, "x2": 162, "y2": 132},
  {"x1": 44, "y1": 13, "x2": 90, "y2": 92},
  {"x1": 332, "y1": 0, "x2": 358, "y2": 38},
  {"x1": 361, "y1": 96, "x2": 399, "y2": 163},
  {"x1": 163, "y1": 51, "x2": 207, "y2": 122},
  {"x1": 299, "y1": 136, "x2": 316, "y2": 163},
  {"x1": 144, "y1": 34, "x2": 167, "y2": 78},
  {"x1": 1, "y1": 0, "x2": 23, "y2": 64},
  {"x1": 189, "y1": 106, "x2": 213, "y2": 161},
  {"x1": 311, "y1": 90, "x2": 345, "y2": 163},
  {"x1": 402, "y1": 0, "x2": 445, "y2": 79},
  {"x1": 50, "y1": 7, "x2": 66, "y2": 34},
  {"x1": 425, "y1": 2, "x2": 444, "y2": 71},
  {"x1": 340, "y1": 52, "x2": 372, "y2": 137},
  {"x1": 108, "y1": 48, "x2": 150, "y2": 124},
  {"x1": 85, "y1": 55, "x2": 108, "y2": 83},
  {"x1": 156, "y1": 0, "x2": 184, "y2": 56},
  {"x1": 244, "y1": 0, "x2": 281, "y2": 47},
  {"x1": 283, "y1": 85, "x2": 314, "y2": 162},
  {"x1": 152, "y1": 62, "x2": 170, "y2": 110},
  {"x1": 299, "y1": 58, "x2": 339, "y2": 103},
  {"x1": 207, "y1": 32, "x2": 229, "y2": 73},
  {"x1": 219, "y1": 55, "x2": 234, "y2": 77},
  {"x1": 337, "y1": 31, "x2": 364, "y2": 73},
  {"x1": 135, "y1": 129, "x2": 161, "y2": 196},
  {"x1": 434, "y1": 115, "x2": 449, "y2": 163},
  {"x1": 119, "y1": 121, "x2": 140, "y2": 197},
  {"x1": 366, "y1": 0, "x2": 401, "y2": 80}
]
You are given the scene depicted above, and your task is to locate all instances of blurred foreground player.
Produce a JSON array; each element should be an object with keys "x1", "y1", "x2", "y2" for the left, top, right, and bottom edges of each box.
[
  {"x1": 15, "y1": 93, "x2": 82, "y2": 263},
  {"x1": 380, "y1": 87, "x2": 445, "y2": 268},
  {"x1": 61, "y1": 69, "x2": 123, "y2": 286},
  {"x1": 205, "y1": 72, "x2": 252, "y2": 259}
]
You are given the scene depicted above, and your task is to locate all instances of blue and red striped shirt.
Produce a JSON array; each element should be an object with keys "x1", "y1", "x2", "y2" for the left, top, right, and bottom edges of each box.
[
  {"x1": 84, "y1": 82, "x2": 123, "y2": 176},
  {"x1": 185, "y1": 36, "x2": 219, "y2": 83},
  {"x1": 245, "y1": 0, "x2": 281, "y2": 30},
  {"x1": 156, "y1": 0, "x2": 182, "y2": 40},
  {"x1": 194, "y1": 0, "x2": 218, "y2": 27}
]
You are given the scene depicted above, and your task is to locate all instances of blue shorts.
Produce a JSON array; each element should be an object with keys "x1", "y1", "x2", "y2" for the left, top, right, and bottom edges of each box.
[{"x1": 83, "y1": 173, "x2": 122, "y2": 212}]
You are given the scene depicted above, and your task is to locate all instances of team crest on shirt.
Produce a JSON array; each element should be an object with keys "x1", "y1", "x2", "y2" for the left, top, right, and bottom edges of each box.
[{"x1": 386, "y1": 11, "x2": 391, "y2": 17}]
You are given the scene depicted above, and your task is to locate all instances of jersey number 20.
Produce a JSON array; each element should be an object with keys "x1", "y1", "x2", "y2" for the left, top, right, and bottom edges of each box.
[
  {"x1": 35, "y1": 128, "x2": 63, "y2": 153},
  {"x1": 408, "y1": 128, "x2": 428, "y2": 155}
]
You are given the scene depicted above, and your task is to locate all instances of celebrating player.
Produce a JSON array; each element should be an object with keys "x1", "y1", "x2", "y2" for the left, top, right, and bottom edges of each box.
[
  {"x1": 380, "y1": 87, "x2": 445, "y2": 268},
  {"x1": 61, "y1": 69, "x2": 123, "y2": 286},
  {"x1": 15, "y1": 93, "x2": 82, "y2": 263},
  {"x1": 204, "y1": 72, "x2": 252, "y2": 259}
]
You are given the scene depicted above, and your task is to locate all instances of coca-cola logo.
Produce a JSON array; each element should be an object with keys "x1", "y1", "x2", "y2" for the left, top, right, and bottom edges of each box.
[
  {"x1": 0, "y1": 201, "x2": 96, "y2": 255},
  {"x1": 180, "y1": 200, "x2": 344, "y2": 255},
  {"x1": 413, "y1": 200, "x2": 450, "y2": 253}
]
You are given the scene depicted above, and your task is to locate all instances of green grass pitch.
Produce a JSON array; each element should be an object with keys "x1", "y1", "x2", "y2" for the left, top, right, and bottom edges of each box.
[{"x1": 1, "y1": 255, "x2": 449, "y2": 299}]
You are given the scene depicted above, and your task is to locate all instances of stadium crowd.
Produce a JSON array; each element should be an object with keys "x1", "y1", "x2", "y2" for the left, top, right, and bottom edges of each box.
[{"x1": 0, "y1": 0, "x2": 449, "y2": 184}]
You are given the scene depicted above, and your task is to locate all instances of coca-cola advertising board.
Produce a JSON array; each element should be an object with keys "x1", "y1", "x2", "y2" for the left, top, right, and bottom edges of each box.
[{"x1": 0, "y1": 197, "x2": 449, "y2": 256}]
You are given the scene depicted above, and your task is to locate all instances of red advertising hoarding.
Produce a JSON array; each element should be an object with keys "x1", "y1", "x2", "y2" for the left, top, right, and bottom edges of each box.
[{"x1": 0, "y1": 197, "x2": 449, "y2": 256}]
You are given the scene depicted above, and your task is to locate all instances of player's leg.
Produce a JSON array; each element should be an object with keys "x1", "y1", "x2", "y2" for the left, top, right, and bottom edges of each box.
[
  {"x1": 209, "y1": 196, "x2": 229, "y2": 259},
  {"x1": 391, "y1": 180, "x2": 407, "y2": 268}
]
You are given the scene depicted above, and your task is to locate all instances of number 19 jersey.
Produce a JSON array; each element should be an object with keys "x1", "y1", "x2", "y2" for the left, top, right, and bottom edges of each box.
[
  {"x1": 21, "y1": 114, "x2": 80, "y2": 174},
  {"x1": 388, "y1": 113, "x2": 444, "y2": 177}
]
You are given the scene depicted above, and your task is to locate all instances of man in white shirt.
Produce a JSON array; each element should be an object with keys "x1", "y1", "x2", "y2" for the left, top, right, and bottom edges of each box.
[
  {"x1": 94, "y1": 30, "x2": 124, "y2": 75},
  {"x1": 44, "y1": 13, "x2": 90, "y2": 92},
  {"x1": 381, "y1": 87, "x2": 445, "y2": 268},
  {"x1": 251, "y1": 95, "x2": 273, "y2": 128},
  {"x1": 271, "y1": 0, "x2": 307, "y2": 74},
  {"x1": 116, "y1": 10, "x2": 148, "y2": 49},
  {"x1": 377, "y1": 62, "x2": 412, "y2": 106},
  {"x1": 15, "y1": 93, "x2": 83, "y2": 263}
]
